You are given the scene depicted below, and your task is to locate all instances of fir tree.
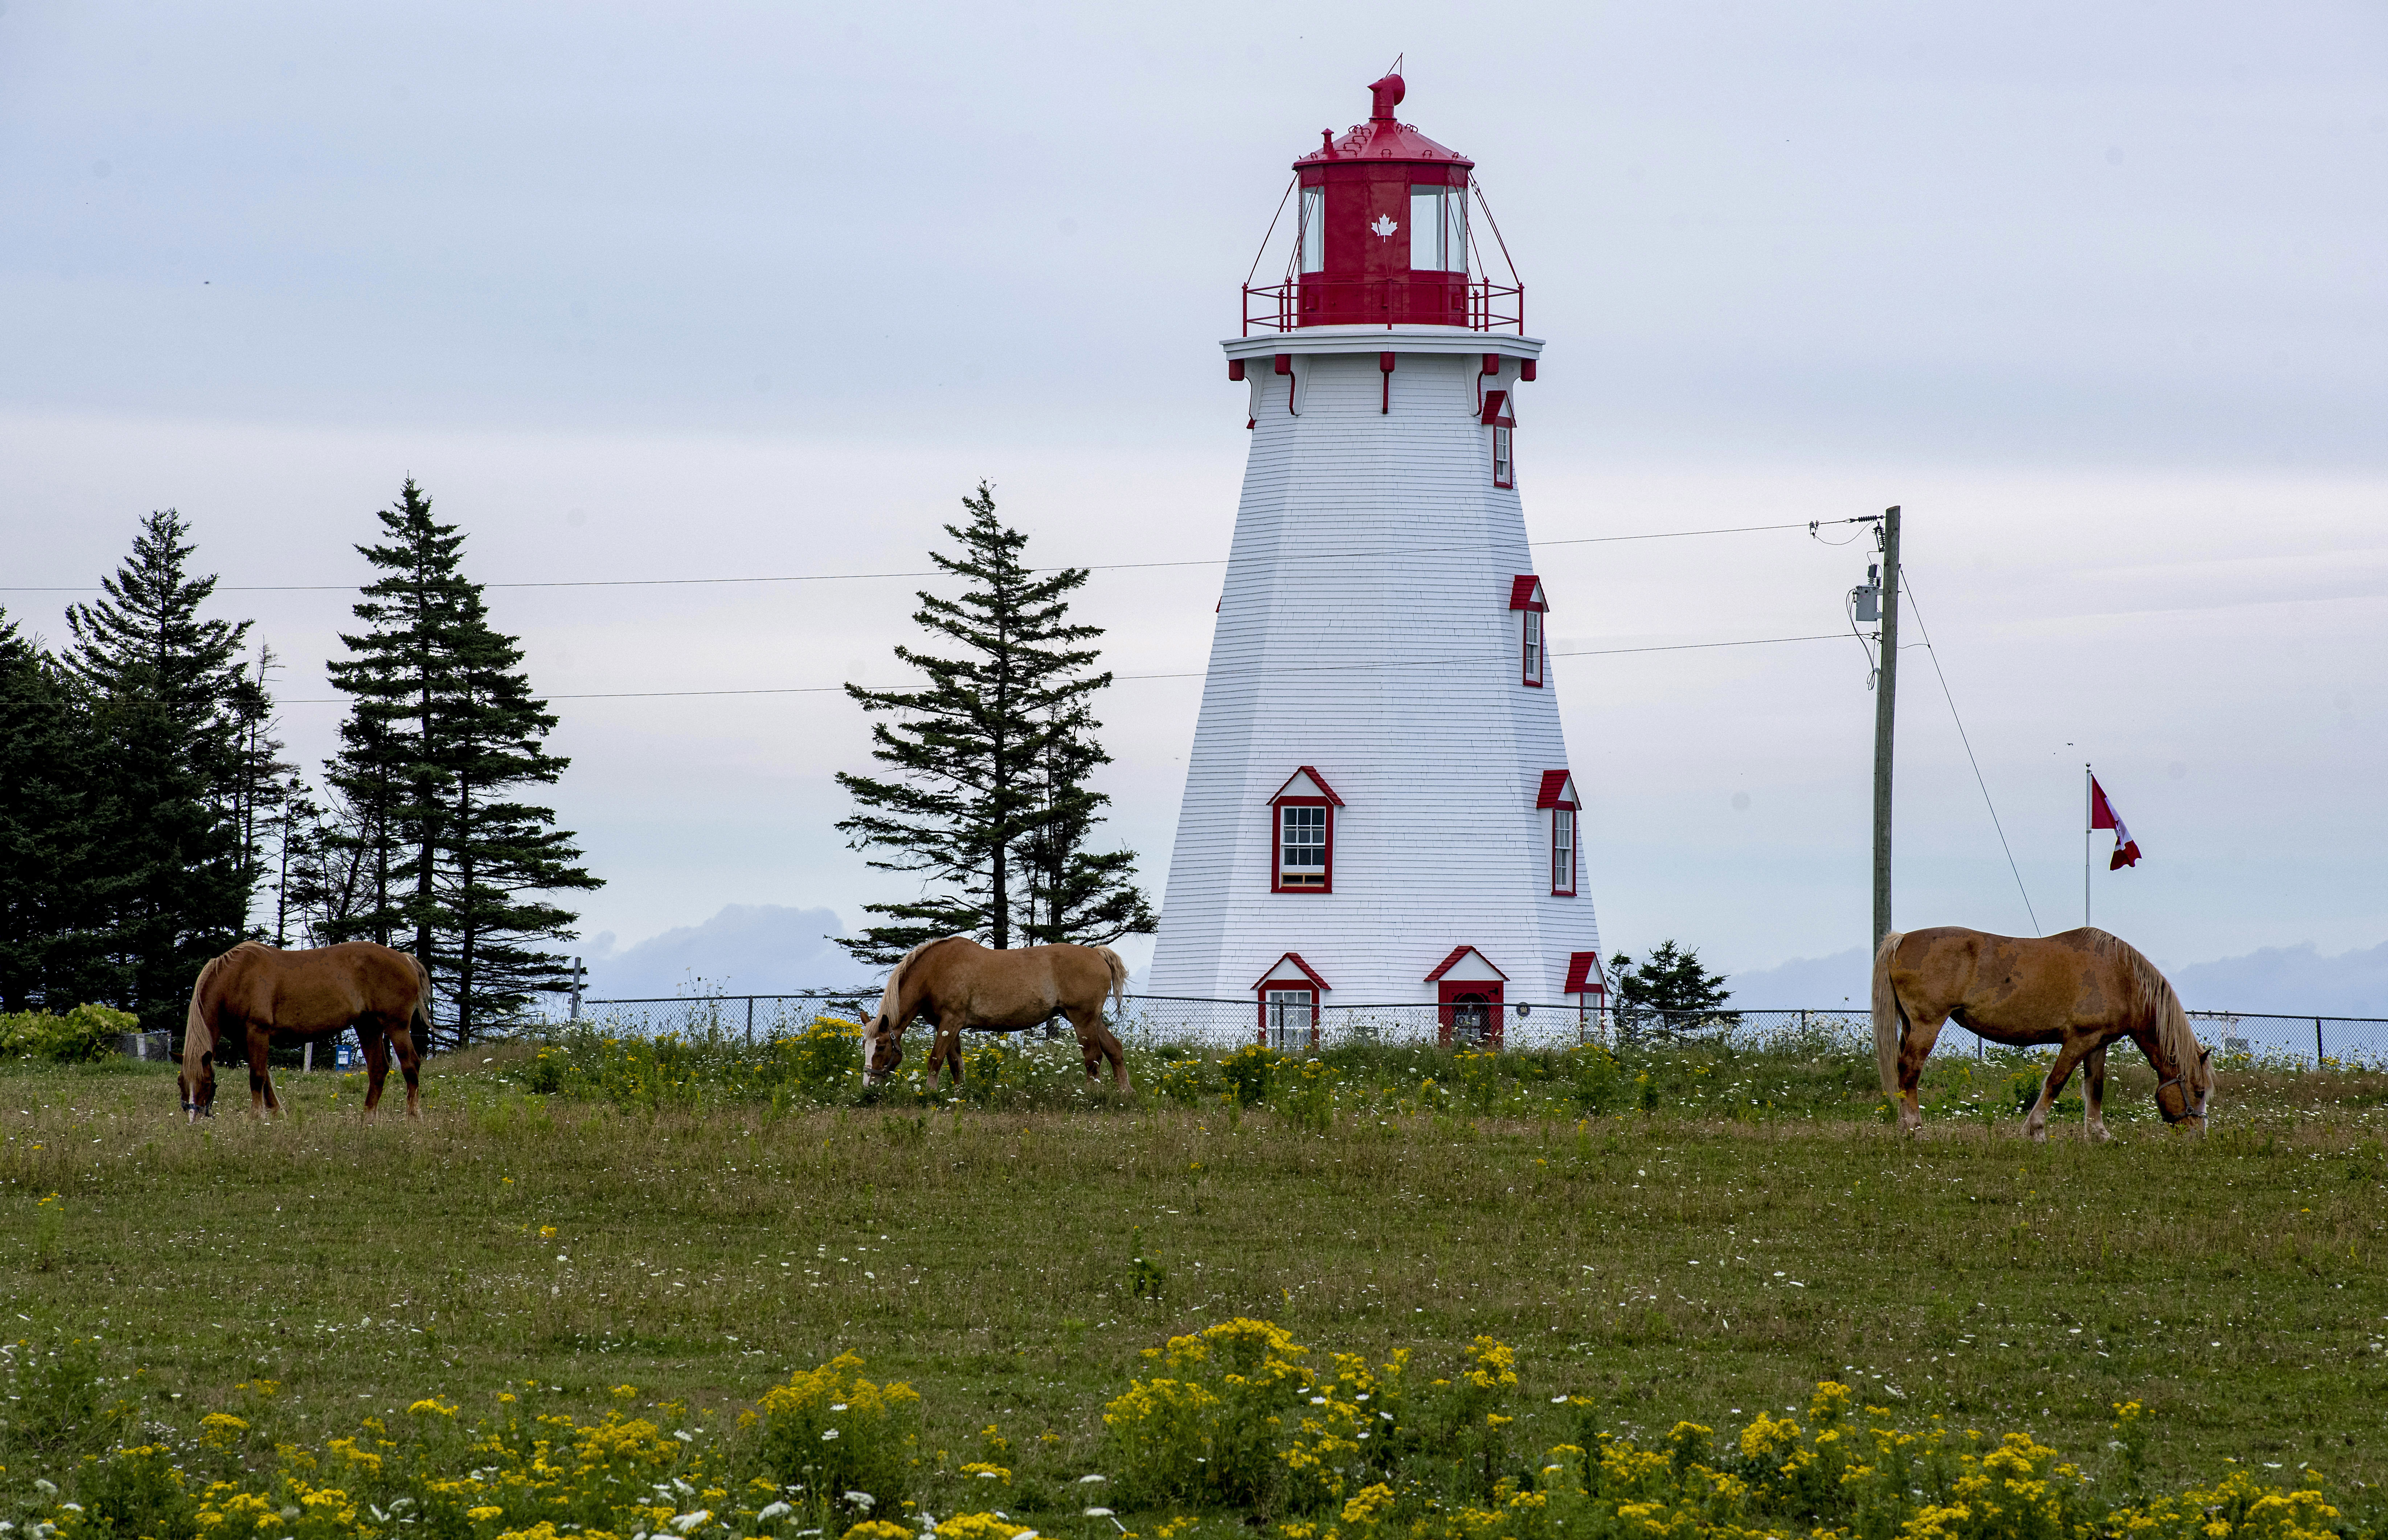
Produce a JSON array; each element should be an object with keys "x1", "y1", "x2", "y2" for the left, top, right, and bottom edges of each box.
[
  {"x1": 0, "y1": 611, "x2": 104, "y2": 1011},
  {"x1": 1019, "y1": 702, "x2": 1156, "y2": 946},
  {"x1": 227, "y1": 645, "x2": 295, "y2": 931},
  {"x1": 64, "y1": 510, "x2": 254, "y2": 1029},
  {"x1": 1609, "y1": 939, "x2": 1734, "y2": 1017},
  {"x1": 836, "y1": 482, "x2": 1150, "y2": 964},
  {"x1": 324, "y1": 479, "x2": 600, "y2": 1040}
]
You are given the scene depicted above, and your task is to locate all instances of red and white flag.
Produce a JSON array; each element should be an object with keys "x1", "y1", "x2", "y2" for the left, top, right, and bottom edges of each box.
[{"x1": 2089, "y1": 776, "x2": 2141, "y2": 870}]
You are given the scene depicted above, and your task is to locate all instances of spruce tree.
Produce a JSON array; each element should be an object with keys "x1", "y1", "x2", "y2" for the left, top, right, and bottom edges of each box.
[
  {"x1": 837, "y1": 481, "x2": 1151, "y2": 964},
  {"x1": 226, "y1": 645, "x2": 294, "y2": 930},
  {"x1": 64, "y1": 511, "x2": 254, "y2": 1029},
  {"x1": 325, "y1": 479, "x2": 600, "y2": 1040},
  {"x1": 0, "y1": 612, "x2": 104, "y2": 1011},
  {"x1": 1019, "y1": 703, "x2": 1156, "y2": 946},
  {"x1": 1609, "y1": 940, "x2": 1734, "y2": 1017}
]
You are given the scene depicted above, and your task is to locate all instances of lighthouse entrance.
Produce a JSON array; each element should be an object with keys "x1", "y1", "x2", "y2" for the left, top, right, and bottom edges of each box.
[{"x1": 1438, "y1": 982, "x2": 1505, "y2": 1048}]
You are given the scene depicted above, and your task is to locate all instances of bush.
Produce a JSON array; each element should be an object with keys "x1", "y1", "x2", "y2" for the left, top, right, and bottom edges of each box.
[
  {"x1": 744, "y1": 1353, "x2": 922, "y2": 1525},
  {"x1": 0, "y1": 1004, "x2": 139, "y2": 1063}
]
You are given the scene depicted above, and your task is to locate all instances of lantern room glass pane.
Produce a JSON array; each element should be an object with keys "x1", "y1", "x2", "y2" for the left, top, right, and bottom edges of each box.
[
  {"x1": 1300, "y1": 187, "x2": 1324, "y2": 273},
  {"x1": 1446, "y1": 187, "x2": 1469, "y2": 274},
  {"x1": 1409, "y1": 186, "x2": 1446, "y2": 270}
]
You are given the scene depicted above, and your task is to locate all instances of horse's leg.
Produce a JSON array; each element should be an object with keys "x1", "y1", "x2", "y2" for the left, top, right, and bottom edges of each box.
[
  {"x1": 2025, "y1": 1038, "x2": 2096, "y2": 1142},
  {"x1": 360, "y1": 1021, "x2": 391, "y2": 1122},
  {"x1": 1897, "y1": 1013, "x2": 1946, "y2": 1133},
  {"x1": 246, "y1": 1024, "x2": 278, "y2": 1118},
  {"x1": 387, "y1": 1024, "x2": 424, "y2": 1118},
  {"x1": 2083, "y1": 1043, "x2": 2111, "y2": 1143},
  {"x1": 1069, "y1": 1006, "x2": 1131, "y2": 1091}
]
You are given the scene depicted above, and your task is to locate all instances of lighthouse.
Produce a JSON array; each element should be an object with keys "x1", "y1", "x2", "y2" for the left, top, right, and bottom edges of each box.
[{"x1": 1147, "y1": 72, "x2": 1603, "y2": 1042}]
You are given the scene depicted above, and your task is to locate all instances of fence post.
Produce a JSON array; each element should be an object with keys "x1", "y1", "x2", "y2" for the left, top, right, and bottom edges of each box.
[
  {"x1": 746, "y1": 996, "x2": 756, "y2": 1046},
  {"x1": 2317, "y1": 1017, "x2": 2326, "y2": 1067}
]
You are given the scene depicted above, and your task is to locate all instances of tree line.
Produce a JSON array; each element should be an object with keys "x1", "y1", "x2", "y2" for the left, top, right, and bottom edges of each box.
[{"x1": 0, "y1": 480, "x2": 598, "y2": 1045}]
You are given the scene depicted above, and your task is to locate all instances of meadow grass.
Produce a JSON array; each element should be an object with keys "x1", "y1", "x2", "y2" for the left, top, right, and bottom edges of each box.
[{"x1": 1, "y1": 1040, "x2": 2383, "y2": 1525}]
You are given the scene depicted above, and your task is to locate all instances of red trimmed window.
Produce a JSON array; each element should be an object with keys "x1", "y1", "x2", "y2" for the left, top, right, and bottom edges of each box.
[
  {"x1": 1269, "y1": 767, "x2": 1344, "y2": 893},
  {"x1": 1536, "y1": 769, "x2": 1580, "y2": 897},
  {"x1": 1253, "y1": 953, "x2": 1329, "y2": 1048},
  {"x1": 1425, "y1": 945, "x2": 1508, "y2": 1047},
  {"x1": 1509, "y1": 576, "x2": 1548, "y2": 687},
  {"x1": 1482, "y1": 389, "x2": 1516, "y2": 489}
]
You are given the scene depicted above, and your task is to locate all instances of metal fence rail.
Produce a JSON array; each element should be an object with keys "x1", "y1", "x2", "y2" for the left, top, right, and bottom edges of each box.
[{"x1": 548, "y1": 992, "x2": 2388, "y2": 1068}]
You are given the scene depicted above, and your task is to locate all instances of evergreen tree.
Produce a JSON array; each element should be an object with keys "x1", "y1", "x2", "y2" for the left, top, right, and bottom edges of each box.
[
  {"x1": 227, "y1": 645, "x2": 294, "y2": 931},
  {"x1": 0, "y1": 611, "x2": 104, "y2": 1011},
  {"x1": 324, "y1": 479, "x2": 600, "y2": 1041},
  {"x1": 1019, "y1": 702, "x2": 1156, "y2": 946},
  {"x1": 837, "y1": 481, "x2": 1150, "y2": 964},
  {"x1": 64, "y1": 511, "x2": 254, "y2": 1030},
  {"x1": 1609, "y1": 939, "x2": 1734, "y2": 1016}
]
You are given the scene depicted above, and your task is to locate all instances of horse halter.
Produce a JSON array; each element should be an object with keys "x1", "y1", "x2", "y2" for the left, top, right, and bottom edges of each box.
[{"x1": 2154, "y1": 1071, "x2": 2195, "y2": 1123}]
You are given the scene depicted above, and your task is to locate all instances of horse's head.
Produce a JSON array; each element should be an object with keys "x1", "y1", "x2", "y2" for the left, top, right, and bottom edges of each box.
[
  {"x1": 863, "y1": 1012, "x2": 905, "y2": 1084},
  {"x1": 2157, "y1": 1043, "x2": 2214, "y2": 1129},
  {"x1": 180, "y1": 1047, "x2": 216, "y2": 1122}
]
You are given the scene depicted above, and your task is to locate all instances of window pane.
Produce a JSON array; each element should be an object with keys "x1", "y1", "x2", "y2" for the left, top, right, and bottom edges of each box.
[
  {"x1": 1408, "y1": 188, "x2": 1442, "y2": 269},
  {"x1": 1300, "y1": 187, "x2": 1324, "y2": 273},
  {"x1": 1446, "y1": 187, "x2": 1469, "y2": 274}
]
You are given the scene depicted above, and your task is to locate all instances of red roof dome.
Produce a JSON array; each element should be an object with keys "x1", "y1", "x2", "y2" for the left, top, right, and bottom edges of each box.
[{"x1": 1294, "y1": 74, "x2": 1474, "y2": 170}]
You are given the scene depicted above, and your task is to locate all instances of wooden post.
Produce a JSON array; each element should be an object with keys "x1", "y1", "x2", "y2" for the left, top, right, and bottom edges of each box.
[{"x1": 1872, "y1": 505, "x2": 1901, "y2": 954}]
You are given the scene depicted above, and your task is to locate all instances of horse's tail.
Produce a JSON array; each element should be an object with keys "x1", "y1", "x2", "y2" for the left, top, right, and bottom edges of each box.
[
  {"x1": 1093, "y1": 945, "x2": 1129, "y2": 1022},
  {"x1": 1871, "y1": 930, "x2": 1906, "y2": 1096},
  {"x1": 408, "y1": 953, "x2": 435, "y2": 1044}
]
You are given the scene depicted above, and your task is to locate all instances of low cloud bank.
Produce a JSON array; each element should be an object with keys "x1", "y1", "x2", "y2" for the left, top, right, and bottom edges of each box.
[
  {"x1": 1725, "y1": 939, "x2": 2388, "y2": 1017},
  {"x1": 579, "y1": 905, "x2": 879, "y2": 999}
]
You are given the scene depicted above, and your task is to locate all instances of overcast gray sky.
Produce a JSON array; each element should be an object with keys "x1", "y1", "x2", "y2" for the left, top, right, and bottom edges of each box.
[{"x1": 5, "y1": 1, "x2": 2384, "y2": 1010}]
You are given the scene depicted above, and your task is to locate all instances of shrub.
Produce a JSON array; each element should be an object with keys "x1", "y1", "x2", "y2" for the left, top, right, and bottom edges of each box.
[
  {"x1": 1219, "y1": 1045, "x2": 1279, "y2": 1107},
  {"x1": 744, "y1": 1353, "x2": 922, "y2": 1523},
  {"x1": 0, "y1": 1004, "x2": 139, "y2": 1063}
]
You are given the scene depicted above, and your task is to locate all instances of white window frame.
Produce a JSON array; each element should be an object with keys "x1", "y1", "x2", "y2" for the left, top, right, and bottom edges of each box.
[
  {"x1": 1551, "y1": 806, "x2": 1577, "y2": 896},
  {"x1": 1523, "y1": 608, "x2": 1543, "y2": 686},
  {"x1": 1263, "y1": 988, "x2": 1316, "y2": 1050},
  {"x1": 1492, "y1": 425, "x2": 1514, "y2": 488},
  {"x1": 1278, "y1": 802, "x2": 1330, "y2": 889},
  {"x1": 1299, "y1": 186, "x2": 1325, "y2": 273}
]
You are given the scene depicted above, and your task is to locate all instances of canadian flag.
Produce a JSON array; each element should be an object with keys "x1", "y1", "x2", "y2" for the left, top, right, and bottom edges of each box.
[{"x1": 2089, "y1": 776, "x2": 2142, "y2": 870}]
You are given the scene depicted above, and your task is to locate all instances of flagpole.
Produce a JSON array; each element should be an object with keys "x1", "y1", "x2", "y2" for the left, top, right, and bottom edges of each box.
[{"x1": 2083, "y1": 762, "x2": 2092, "y2": 930}]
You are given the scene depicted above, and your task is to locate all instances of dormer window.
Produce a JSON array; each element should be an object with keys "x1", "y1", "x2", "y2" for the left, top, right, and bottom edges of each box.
[
  {"x1": 1509, "y1": 576, "x2": 1548, "y2": 687},
  {"x1": 1536, "y1": 769, "x2": 1580, "y2": 897},
  {"x1": 1482, "y1": 389, "x2": 1516, "y2": 488},
  {"x1": 1269, "y1": 766, "x2": 1345, "y2": 893},
  {"x1": 1253, "y1": 952, "x2": 1330, "y2": 1049}
]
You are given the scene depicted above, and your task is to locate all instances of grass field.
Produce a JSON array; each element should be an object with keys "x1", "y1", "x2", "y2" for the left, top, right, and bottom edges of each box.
[{"x1": 2, "y1": 1039, "x2": 2384, "y2": 1528}]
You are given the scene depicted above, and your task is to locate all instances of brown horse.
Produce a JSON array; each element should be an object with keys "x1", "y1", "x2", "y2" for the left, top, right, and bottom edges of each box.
[
  {"x1": 1873, "y1": 926, "x2": 2211, "y2": 1140},
  {"x1": 181, "y1": 941, "x2": 434, "y2": 1121},
  {"x1": 863, "y1": 936, "x2": 1132, "y2": 1090}
]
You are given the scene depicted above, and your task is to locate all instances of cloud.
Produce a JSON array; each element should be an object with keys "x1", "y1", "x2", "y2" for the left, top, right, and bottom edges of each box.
[
  {"x1": 580, "y1": 905, "x2": 878, "y2": 1000},
  {"x1": 1726, "y1": 948, "x2": 1871, "y2": 1009},
  {"x1": 2170, "y1": 940, "x2": 2388, "y2": 1019}
]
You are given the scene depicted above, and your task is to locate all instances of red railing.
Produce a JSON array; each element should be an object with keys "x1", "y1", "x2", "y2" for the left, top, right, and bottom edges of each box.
[{"x1": 1241, "y1": 278, "x2": 1525, "y2": 336}]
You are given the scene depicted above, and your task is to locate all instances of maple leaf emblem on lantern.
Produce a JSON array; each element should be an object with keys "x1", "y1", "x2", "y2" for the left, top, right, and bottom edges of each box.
[{"x1": 1371, "y1": 214, "x2": 1399, "y2": 241}]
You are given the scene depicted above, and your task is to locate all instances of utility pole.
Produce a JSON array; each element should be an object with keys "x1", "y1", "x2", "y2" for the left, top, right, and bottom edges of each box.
[{"x1": 1872, "y1": 506, "x2": 1901, "y2": 953}]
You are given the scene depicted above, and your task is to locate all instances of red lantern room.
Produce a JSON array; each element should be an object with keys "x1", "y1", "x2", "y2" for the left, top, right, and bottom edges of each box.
[{"x1": 1243, "y1": 73, "x2": 1523, "y2": 335}]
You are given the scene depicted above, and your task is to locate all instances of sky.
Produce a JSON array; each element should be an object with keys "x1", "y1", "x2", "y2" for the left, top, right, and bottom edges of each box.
[{"x1": 4, "y1": 1, "x2": 2384, "y2": 1013}]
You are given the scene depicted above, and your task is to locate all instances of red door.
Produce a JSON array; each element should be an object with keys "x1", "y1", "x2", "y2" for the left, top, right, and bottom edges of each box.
[{"x1": 1437, "y1": 980, "x2": 1503, "y2": 1048}]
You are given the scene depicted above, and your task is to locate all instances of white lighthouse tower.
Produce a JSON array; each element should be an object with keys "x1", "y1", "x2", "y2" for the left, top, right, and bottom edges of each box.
[{"x1": 1147, "y1": 72, "x2": 1603, "y2": 1043}]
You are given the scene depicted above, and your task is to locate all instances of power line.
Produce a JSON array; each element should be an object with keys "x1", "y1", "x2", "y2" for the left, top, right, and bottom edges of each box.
[
  {"x1": 107, "y1": 630, "x2": 1849, "y2": 706},
  {"x1": 1898, "y1": 564, "x2": 2043, "y2": 936},
  {"x1": 0, "y1": 517, "x2": 1850, "y2": 594}
]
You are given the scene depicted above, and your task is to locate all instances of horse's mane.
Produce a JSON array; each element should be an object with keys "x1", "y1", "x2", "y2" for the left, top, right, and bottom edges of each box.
[
  {"x1": 872, "y1": 935, "x2": 971, "y2": 1028},
  {"x1": 2086, "y1": 929, "x2": 2201, "y2": 1077}
]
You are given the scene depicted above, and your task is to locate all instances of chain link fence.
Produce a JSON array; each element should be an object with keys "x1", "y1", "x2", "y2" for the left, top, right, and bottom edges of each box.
[{"x1": 544, "y1": 992, "x2": 2388, "y2": 1069}]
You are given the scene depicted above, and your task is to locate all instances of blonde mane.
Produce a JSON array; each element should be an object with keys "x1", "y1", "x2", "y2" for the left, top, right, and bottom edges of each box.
[
  {"x1": 871, "y1": 935, "x2": 971, "y2": 1033},
  {"x1": 181, "y1": 941, "x2": 270, "y2": 1070},
  {"x1": 2086, "y1": 929, "x2": 2203, "y2": 1082}
]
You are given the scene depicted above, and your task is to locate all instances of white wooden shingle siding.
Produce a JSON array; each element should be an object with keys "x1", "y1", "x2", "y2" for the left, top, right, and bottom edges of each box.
[{"x1": 1148, "y1": 331, "x2": 1602, "y2": 1003}]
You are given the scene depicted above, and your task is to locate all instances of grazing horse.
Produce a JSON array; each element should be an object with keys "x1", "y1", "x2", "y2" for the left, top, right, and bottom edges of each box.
[
  {"x1": 181, "y1": 941, "x2": 434, "y2": 1122},
  {"x1": 864, "y1": 936, "x2": 1132, "y2": 1091},
  {"x1": 1873, "y1": 926, "x2": 2211, "y2": 1140}
]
